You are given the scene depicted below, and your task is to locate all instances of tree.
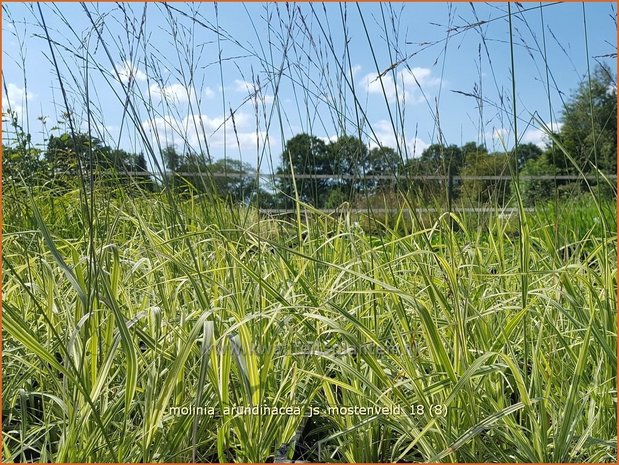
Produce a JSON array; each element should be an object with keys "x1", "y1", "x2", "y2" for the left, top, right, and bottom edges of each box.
[
  {"x1": 44, "y1": 132, "x2": 152, "y2": 190},
  {"x1": 45, "y1": 132, "x2": 143, "y2": 174},
  {"x1": 459, "y1": 142, "x2": 488, "y2": 198},
  {"x1": 172, "y1": 152, "x2": 206, "y2": 192},
  {"x1": 327, "y1": 135, "x2": 369, "y2": 196},
  {"x1": 460, "y1": 152, "x2": 511, "y2": 205},
  {"x1": 2, "y1": 144, "x2": 43, "y2": 185},
  {"x1": 173, "y1": 154, "x2": 257, "y2": 203},
  {"x1": 366, "y1": 146, "x2": 402, "y2": 193},
  {"x1": 161, "y1": 145, "x2": 182, "y2": 171},
  {"x1": 130, "y1": 152, "x2": 154, "y2": 191},
  {"x1": 2, "y1": 111, "x2": 45, "y2": 185},
  {"x1": 515, "y1": 143, "x2": 542, "y2": 169},
  {"x1": 404, "y1": 143, "x2": 465, "y2": 202},
  {"x1": 45, "y1": 132, "x2": 104, "y2": 174},
  {"x1": 555, "y1": 63, "x2": 617, "y2": 175},
  {"x1": 205, "y1": 158, "x2": 257, "y2": 203},
  {"x1": 253, "y1": 188, "x2": 285, "y2": 209},
  {"x1": 517, "y1": 153, "x2": 558, "y2": 205},
  {"x1": 418, "y1": 143, "x2": 464, "y2": 174},
  {"x1": 277, "y1": 133, "x2": 332, "y2": 207}
]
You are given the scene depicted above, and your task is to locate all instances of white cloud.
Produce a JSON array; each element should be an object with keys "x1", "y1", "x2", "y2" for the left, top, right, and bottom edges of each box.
[
  {"x1": 226, "y1": 111, "x2": 252, "y2": 128},
  {"x1": 361, "y1": 73, "x2": 400, "y2": 102},
  {"x1": 224, "y1": 131, "x2": 270, "y2": 151},
  {"x1": 484, "y1": 127, "x2": 515, "y2": 151},
  {"x1": 409, "y1": 137, "x2": 429, "y2": 157},
  {"x1": 401, "y1": 67, "x2": 441, "y2": 88},
  {"x1": 369, "y1": 119, "x2": 428, "y2": 158},
  {"x1": 233, "y1": 79, "x2": 274, "y2": 106},
  {"x1": 141, "y1": 111, "x2": 276, "y2": 156},
  {"x1": 522, "y1": 122, "x2": 563, "y2": 148},
  {"x1": 485, "y1": 122, "x2": 563, "y2": 149},
  {"x1": 492, "y1": 127, "x2": 509, "y2": 140},
  {"x1": 318, "y1": 135, "x2": 338, "y2": 144},
  {"x1": 203, "y1": 86, "x2": 215, "y2": 99},
  {"x1": 116, "y1": 61, "x2": 147, "y2": 84},
  {"x1": 360, "y1": 67, "x2": 440, "y2": 104},
  {"x1": 2, "y1": 83, "x2": 35, "y2": 119},
  {"x1": 149, "y1": 83, "x2": 197, "y2": 104},
  {"x1": 6, "y1": 82, "x2": 34, "y2": 102},
  {"x1": 234, "y1": 79, "x2": 255, "y2": 93}
]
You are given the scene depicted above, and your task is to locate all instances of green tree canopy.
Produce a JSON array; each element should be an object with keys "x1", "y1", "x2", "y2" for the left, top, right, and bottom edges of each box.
[
  {"x1": 461, "y1": 152, "x2": 511, "y2": 205},
  {"x1": 2, "y1": 112, "x2": 45, "y2": 185},
  {"x1": 205, "y1": 158, "x2": 257, "y2": 203},
  {"x1": 277, "y1": 133, "x2": 331, "y2": 207},
  {"x1": 515, "y1": 142, "x2": 542, "y2": 169},
  {"x1": 173, "y1": 154, "x2": 256, "y2": 203},
  {"x1": 366, "y1": 146, "x2": 402, "y2": 193},
  {"x1": 2, "y1": 144, "x2": 43, "y2": 184},
  {"x1": 517, "y1": 152, "x2": 558, "y2": 204},
  {"x1": 418, "y1": 143, "x2": 465, "y2": 175},
  {"x1": 45, "y1": 132, "x2": 143, "y2": 174},
  {"x1": 402, "y1": 143, "x2": 466, "y2": 202},
  {"x1": 45, "y1": 132, "x2": 104, "y2": 174},
  {"x1": 161, "y1": 145, "x2": 182, "y2": 171},
  {"x1": 328, "y1": 135, "x2": 369, "y2": 193},
  {"x1": 555, "y1": 63, "x2": 616, "y2": 174},
  {"x1": 44, "y1": 132, "x2": 152, "y2": 190}
]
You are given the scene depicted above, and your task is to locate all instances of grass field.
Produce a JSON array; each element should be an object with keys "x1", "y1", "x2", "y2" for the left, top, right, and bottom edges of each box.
[
  {"x1": 2, "y1": 184, "x2": 616, "y2": 462},
  {"x1": 2, "y1": 2, "x2": 617, "y2": 463}
]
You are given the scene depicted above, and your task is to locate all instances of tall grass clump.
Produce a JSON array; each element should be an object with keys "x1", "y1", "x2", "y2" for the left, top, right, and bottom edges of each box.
[{"x1": 2, "y1": 2, "x2": 616, "y2": 463}]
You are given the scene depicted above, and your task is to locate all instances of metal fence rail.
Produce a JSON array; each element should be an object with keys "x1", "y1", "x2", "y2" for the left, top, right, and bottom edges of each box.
[
  {"x1": 58, "y1": 170, "x2": 616, "y2": 215},
  {"x1": 119, "y1": 171, "x2": 618, "y2": 181}
]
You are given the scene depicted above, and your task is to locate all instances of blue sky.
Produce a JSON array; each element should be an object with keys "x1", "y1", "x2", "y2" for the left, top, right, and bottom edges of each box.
[{"x1": 2, "y1": 2, "x2": 616, "y2": 172}]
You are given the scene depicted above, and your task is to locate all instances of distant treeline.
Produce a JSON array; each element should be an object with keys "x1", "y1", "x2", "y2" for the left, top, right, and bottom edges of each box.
[{"x1": 3, "y1": 64, "x2": 615, "y2": 206}]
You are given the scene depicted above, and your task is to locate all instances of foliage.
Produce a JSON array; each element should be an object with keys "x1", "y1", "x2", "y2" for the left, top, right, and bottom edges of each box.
[
  {"x1": 517, "y1": 153, "x2": 558, "y2": 204},
  {"x1": 417, "y1": 143, "x2": 465, "y2": 175},
  {"x1": 44, "y1": 132, "x2": 153, "y2": 191},
  {"x1": 460, "y1": 152, "x2": 511, "y2": 205},
  {"x1": 403, "y1": 143, "x2": 470, "y2": 202},
  {"x1": 45, "y1": 132, "x2": 103, "y2": 174},
  {"x1": 515, "y1": 143, "x2": 543, "y2": 169},
  {"x1": 161, "y1": 144, "x2": 182, "y2": 172},
  {"x1": 366, "y1": 146, "x2": 402, "y2": 193},
  {"x1": 172, "y1": 154, "x2": 257, "y2": 203},
  {"x1": 277, "y1": 135, "x2": 405, "y2": 207},
  {"x1": 2, "y1": 111, "x2": 45, "y2": 185},
  {"x1": 203, "y1": 158, "x2": 257, "y2": 203},
  {"x1": 554, "y1": 63, "x2": 617, "y2": 175},
  {"x1": 3, "y1": 184, "x2": 616, "y2": 462},
  {"x1": 327, "y1": 134, "x2": 369, "y2": 195},
  {"x1": 2, "y1": 144, "x2": 44, "y2": 185},
  {"x1": 277, "y1": 133, "x2": 332, "y2": 207}
]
